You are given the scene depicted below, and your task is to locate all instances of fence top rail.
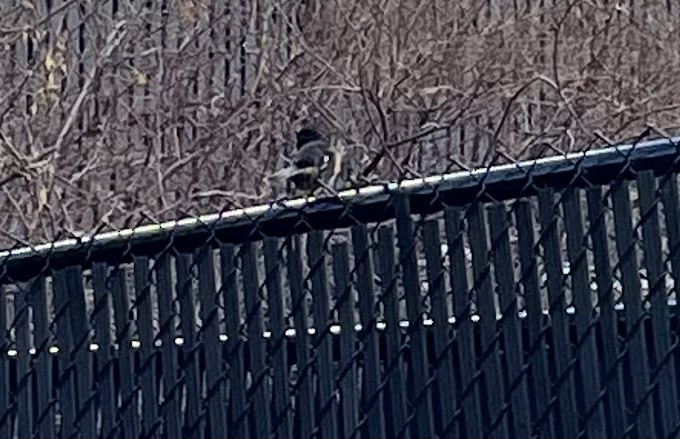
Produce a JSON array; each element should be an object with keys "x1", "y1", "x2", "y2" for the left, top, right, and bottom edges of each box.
[{"x1": 1, "y1": 135, "x2": 678, "y2": 280}]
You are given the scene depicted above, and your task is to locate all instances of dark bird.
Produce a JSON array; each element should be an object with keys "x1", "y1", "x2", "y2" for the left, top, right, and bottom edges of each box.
[{"x1": 288, "y1": 127, "x2": 330, "y2": 191}]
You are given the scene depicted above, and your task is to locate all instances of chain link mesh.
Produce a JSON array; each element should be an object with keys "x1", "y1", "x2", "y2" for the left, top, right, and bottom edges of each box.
[{"x1": 0, "y1": 128, "x2": 679, "y2": 438}]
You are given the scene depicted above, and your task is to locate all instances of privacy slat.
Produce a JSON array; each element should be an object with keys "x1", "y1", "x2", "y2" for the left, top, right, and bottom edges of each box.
[
  {"x1": 514, "y1": 199, "x2": 554, "y2": 437},
  {"x1": 487, "y1": 203, "x2": 531, "y2": 437},
  {"x1": 444, "y1": 207, "x2": 483, "y2": 438},
  {"x1": 110, "y1": 267, "x2": 140, "y2": 438},
  {"x1": 52, "y1": 268, "x2": 79, "y2": 439},
  {"x1": 307, "y1": 231, "x2": 338, "y2": 438},
  {"x1": 28, "y1": 276, "x2": 56, "y2": 438},
  {"x1": 67, "y1": 266, "x2": 97, "y2": 437},
  {"x1": 156, "y1": 252, "x2": 182, "y2": 438},
  {"x1": 264, "y1": 238, "x2": 292, "y2": 439},
  {"x1": 196, "y1": 246, "x2": 228, "y2": 438},
  {"x1": 376, "y1": 226, "x2": 408, "y2": 438},
  {"x1": 14, "y1": 283, "x2": 31, "y2": 438},
  {"x1": 660, "y1": 172, "x2": 680, "y2": 438},
  {"x1": 133, "y1": 255, "x2": 160, "y2": 438},
  {"x1": 562, "y1": 187, "x2": 607, "y2": 436},
  {"x1": 332, "y1": 241, "x2": 358, "y2": 438},
  {"x1": 176, "y1": 253, "x2": 203, "y2": 438},
  {"x1": 660, "y1": 173, "x2": 680, "y2": 298},
  {"x1": 637, "y1": 171, "x2": 679, "y2": 436},
  {"x1": 91, "y1": 263, "x2": 116, "y2": 437},
  {"x1": 351, "y1": 224, "x2": 386, "y2": 438},
  {"x1": 660, "y1": 173, "x2": 680, "y2": 296},
  {"x1": 220, "y1": 244, "x2": 248, "y2": 439},
  {"x1": 0, "y1": 285, "x2": 9, "y2": 438},
  {"x1": 422, "y1": 219, "x2": 458, "y2": 437},
  {"x1": 585, "y1": 187, "x2": 626, "y2": 438},
  {"x1": 467, "y1": 202, "x2": 508, "y2": 438},
  {"x1": 611, "y1": 180, "x2": 656, "y2": 436},
  {"x1": 394, "y1": 194, "x2": 435, "y2": 438},
  {"x1": 241, "y1": 241, "x2": 272, "y2": 438},
  {"x1": 286, "y1": 236, "x2": 314, "y2": 438},
  {"x1": 537, "y1": 188, "x2": 578, "y2": 438}
]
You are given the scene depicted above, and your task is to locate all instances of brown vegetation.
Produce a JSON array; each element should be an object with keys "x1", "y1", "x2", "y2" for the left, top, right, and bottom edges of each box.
[{"x1": 0, "y1": 0, "x2": 678, "y2": 247}]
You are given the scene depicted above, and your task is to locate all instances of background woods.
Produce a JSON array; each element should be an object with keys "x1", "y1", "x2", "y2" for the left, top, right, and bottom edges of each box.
[{"x1": 0, "y1": 0, "x2": 679, "y2": 246}]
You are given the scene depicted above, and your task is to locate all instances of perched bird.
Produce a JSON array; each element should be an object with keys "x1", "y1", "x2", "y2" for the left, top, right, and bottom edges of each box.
[{"x1": 288, "y1": 127, "x2": 330, "y2": 191}]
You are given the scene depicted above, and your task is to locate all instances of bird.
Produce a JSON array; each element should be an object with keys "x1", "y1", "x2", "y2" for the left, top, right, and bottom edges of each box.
[{"x1": 287, "y1": 127, "x2": 330, "y2": 192}]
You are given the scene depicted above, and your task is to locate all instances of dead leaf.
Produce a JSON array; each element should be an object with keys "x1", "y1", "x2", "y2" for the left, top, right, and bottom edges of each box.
[
  {"x1": 134, "y1": 69, "x2": 148, "y2": 86},
  {"x1": 46, "y1": 72, "x2": 58, "y2": 91},
  {"x1": 44, "y1": 49, "x2": 56, "y2": 72},
  {"x1": 38, "y1": 187, "x2": 48, "y2": 209}
]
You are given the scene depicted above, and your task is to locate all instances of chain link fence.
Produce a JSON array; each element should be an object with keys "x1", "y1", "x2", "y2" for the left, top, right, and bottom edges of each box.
[{"x1": 0, "y1": 129, "x2": 678, "y2": 438}]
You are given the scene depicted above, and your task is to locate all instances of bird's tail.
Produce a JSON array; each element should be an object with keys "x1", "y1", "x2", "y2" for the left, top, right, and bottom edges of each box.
[{"x1": 268, "y1": 165, "x2": 320, "y2": 181}]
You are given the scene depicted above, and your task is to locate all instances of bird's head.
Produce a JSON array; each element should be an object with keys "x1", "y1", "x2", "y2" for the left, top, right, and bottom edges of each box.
[{"x1": 296, "y1": 127, "x2": 323, "y2": 148}]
